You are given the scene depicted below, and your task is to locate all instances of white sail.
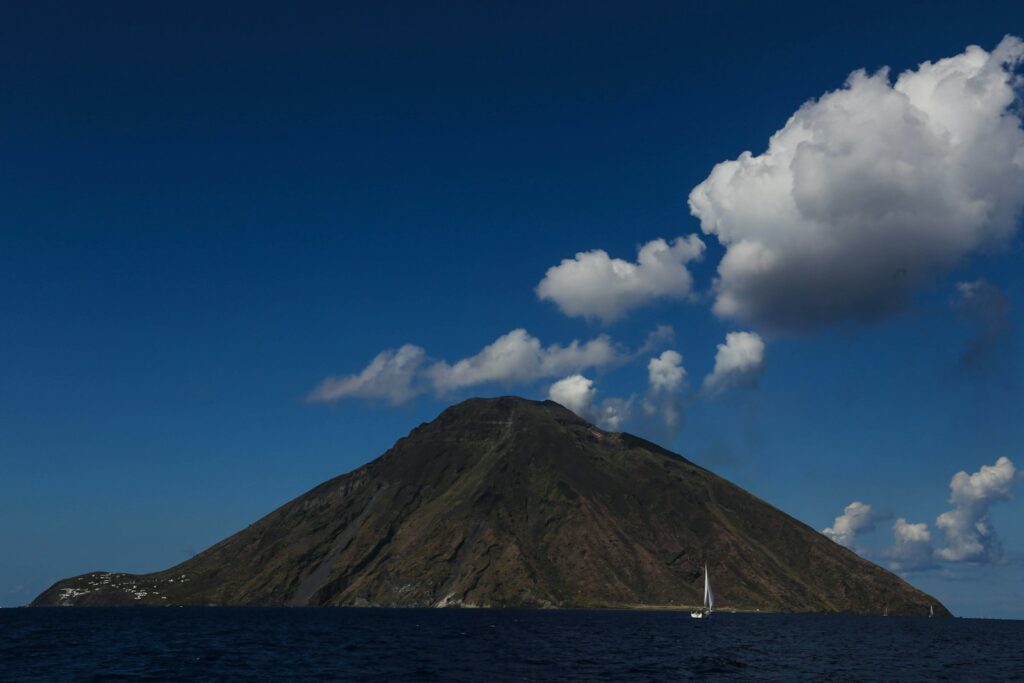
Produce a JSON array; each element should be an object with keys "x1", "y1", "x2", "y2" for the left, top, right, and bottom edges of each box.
[
  {"x1": 703, "y1": 565, "x2": 709, "y2": 608},
  {"x1": 691, "y1": 564, "x2": 714, "y2": 618}
]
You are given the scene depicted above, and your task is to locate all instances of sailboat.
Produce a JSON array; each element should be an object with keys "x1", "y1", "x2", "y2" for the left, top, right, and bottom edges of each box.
[
  {"x1": 690, "y1": 564, "x2": 714, "y2": 619},
  {"x1": 929, "y1": 605, "x2": 934, "y2": 618}
]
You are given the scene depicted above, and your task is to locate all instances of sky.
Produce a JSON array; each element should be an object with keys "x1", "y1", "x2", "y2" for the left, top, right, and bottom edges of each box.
[{"x1": 1, "y1": 1, "x2": 1023, "y2": 617}]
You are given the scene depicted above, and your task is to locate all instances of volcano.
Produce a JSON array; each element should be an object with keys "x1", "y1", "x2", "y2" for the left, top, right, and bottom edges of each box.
[{"x1": 33, "y1": 396, "x2": 947, "y2": 615}]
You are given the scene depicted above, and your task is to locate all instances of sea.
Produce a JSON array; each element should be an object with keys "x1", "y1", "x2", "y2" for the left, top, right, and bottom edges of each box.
[{"x1": 2, "y1": 608, "x2": 1021, "y2": 681}]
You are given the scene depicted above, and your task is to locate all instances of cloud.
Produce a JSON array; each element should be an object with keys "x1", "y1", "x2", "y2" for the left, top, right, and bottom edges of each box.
[
  {"x1": 884, "y1": 518, "x2": 935, "y2": 572},
  {"x1": 702, "y1": 331, "x2": 765, "y2": 394},
  {"x1": 547, "y1": 374, "x2": 631, "y2": 430},
  {"x1": 823, "y1": 501, "x2": 881, "y2": 548},
  {"x1": 951, "y1": 279, "x2": 1012, "y2": 372},
  {"x1": 547, "y1": 374, "x2": 597, "y2": 417},
  {"x1": 536, "y1": 236, "x2": 705, "y2": 323},
  {"x1": 648, "y1": 350, "x2": 686, "y2": 392},
  {"x1": 829, "y1": 456, "x2": 1018, "y2": 571},
  {"x1": 636, "y1": 324, "x2": 676, "y2": 356},
  {"x1": 428, "y1": 328, "x2": 622, "y2": 392},
  {"x1": 935, "y1": 456, "x2": 1017, "y2": 563},
  {"x1": 689, "y1": 36, "x2": 1024, "y2": 332},
  {"x1": 642, "y1": 350, "x2": 687, "y2": 433},
  {"x1": 310, "y1": 328, "x2": 626, "y2": 405},
  {"x1": 592, "y1": 397, "x2": 632, "y2": 431},
  {"x1": 307, "y1": 344, "x2": 426, "y2": 405}
]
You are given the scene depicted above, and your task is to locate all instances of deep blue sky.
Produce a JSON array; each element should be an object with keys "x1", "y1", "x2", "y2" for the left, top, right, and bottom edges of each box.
[{"x1": 2, "y1": 1, "x2": 1023, "y2": 616}]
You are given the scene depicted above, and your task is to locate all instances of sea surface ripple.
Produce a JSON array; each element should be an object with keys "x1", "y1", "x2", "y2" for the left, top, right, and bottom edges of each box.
[{"x1": 2, "y1": 608, "x2": 1022, "y2": 681}]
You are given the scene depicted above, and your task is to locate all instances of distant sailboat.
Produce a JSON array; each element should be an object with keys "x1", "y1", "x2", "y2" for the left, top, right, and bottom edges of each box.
[
  {"x1": 929, "y1": 604, "x2": 934, "y2": 618},
  {"x1": 690, "y1": 564, "x2": 714, "y2": 619}
]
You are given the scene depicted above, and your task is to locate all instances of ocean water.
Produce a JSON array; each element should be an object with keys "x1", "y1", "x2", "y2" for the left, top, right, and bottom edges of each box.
[{"x1": 2, "y1": 608, "x2": 1022, "y2": 681}]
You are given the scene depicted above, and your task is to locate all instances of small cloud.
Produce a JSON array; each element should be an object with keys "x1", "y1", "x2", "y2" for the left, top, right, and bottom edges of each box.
[
  {"x1": 307, "y1": 344, "x2": 427, "y2": 405},
  {"x1": 642, "y1": 350, "x2": 687, "y2": 434},
  {"x1": 635, "y1": 324, "x2": 676, "y2": 356},
  {"x1": 884, "y1": 518, "x2": 935, "y2": 572},
  {"x1": 648, "y1": 350, "x2": 686, "y2": 393},
  {"x1": 640, "y1": 395, "x2": 684, "y2": 436},
  {"x1": 427, "y1": 329, "x2": 623, "y2": 393},
  {"x1": 823, "y1": 501, "x2": 883, "y2": 549},
  {"x1": 547, "y1": 374, "x2": 598, "y2": 417},
  {"x1": 547, "y1": 374, "x2": 631, "y2": 430},
  {"x1": 935, "y1": 456, "x2": 1017, "y2": 563},
  {"x1": 592, "y1": 396, "x2": 632, "y2": 431},
  {"x1": 702, "y1": 332, "x2": 765, "y2": 395},
  {"x1": 536, "y1": 236, "x2": 705, "y2": 324}
]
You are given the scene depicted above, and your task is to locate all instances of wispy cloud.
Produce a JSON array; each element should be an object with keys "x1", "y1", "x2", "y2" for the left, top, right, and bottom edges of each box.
[
  {"x1": 951, "y1": 279, "x2": 1013, "y2": 374},
  {"x1": 635, "y1": 324, "x2": 676, "y2": 357},
  {"x1": 307, "y1": 345, "x2": 427, "y2": 405}
]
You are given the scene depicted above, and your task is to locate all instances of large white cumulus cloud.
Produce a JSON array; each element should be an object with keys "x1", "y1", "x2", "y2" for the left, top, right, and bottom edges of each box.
[
  {"x1": 536, "y1": 236, "x2": 705, "y2": 323},
  {"x1": 689, "y1": 37, "x2": 1024, "y2": 332},
  {"x1": 935, "y1": 456, "x2": 1017, "y2": 563}
]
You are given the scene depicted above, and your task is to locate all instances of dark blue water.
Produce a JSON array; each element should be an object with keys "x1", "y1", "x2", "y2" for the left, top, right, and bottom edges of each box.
[{"x1": 2, "y1": 608, "x2": 1022, "y2": 681}]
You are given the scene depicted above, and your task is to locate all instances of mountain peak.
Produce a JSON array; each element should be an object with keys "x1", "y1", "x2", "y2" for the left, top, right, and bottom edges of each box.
[{"x1": 436, "y1": 395, "x2": 591, "y2": 426}]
